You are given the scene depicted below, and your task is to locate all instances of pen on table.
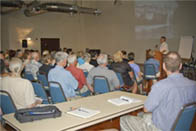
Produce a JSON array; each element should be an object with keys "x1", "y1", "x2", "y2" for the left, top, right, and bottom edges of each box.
[
  {"x1": 121, "y1": 98, "x2": 129, "y2": 102},
  {"x1": 78, "y1": 108, "x2": 89, "y2": 113},
  {"x1": 65, "y1": 107, "x2": 79, "y2": 113}
]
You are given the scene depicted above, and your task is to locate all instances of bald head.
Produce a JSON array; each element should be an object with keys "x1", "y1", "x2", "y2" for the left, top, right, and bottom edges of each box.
[{"x1": 163, "y1": 51, "x2": 182, "y2": 73}]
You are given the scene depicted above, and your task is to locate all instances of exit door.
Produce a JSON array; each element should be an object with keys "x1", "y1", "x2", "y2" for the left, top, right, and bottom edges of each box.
[{"x1": 41, "y1": 38, "x2": 60, "y2": 54}]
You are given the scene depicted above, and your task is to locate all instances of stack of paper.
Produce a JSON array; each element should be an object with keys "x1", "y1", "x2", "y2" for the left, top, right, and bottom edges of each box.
[
  {"x1": 107, "y1": 96, "x2": 142, "y2": 106},
  {"x1": 67, "y1": 107, "x2": 100, "y2": 118}
]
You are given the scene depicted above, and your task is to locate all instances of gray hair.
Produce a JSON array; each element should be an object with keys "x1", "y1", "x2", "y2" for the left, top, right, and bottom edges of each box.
[
  {"x1": 83, "y1": 53, "x2": 91, "y2": 62},
  {"x1": 68, "y1": 54, "x2": 77, "y2": 64},
  {"x1": 32, "y1": 52, "x2": 39, "y2": 59},
  {"x1": 9, "y1": 57, "x2": 23, "y2": 75},
  {"x1": 97, "y1": 54, "x2": 108, "y2": 65},
  {"x1": 42, "y1": 50, "x2": 49, "y2": 56},
  {"x1": 55, "y1": 51, "x2": 68, "y2": 63}
]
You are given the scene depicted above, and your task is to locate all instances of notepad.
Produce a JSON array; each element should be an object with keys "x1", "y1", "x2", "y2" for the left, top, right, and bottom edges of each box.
[
  {"x1": 67, "y1": 107, "x2": 100, "y2": 118},
  {"x1": 107, "y1": 96, "x2": 142, "y2": 106}
]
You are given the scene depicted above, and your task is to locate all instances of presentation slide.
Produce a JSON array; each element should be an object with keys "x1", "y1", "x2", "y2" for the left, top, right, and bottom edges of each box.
[{"x1": 134, "y1": 1, "x2": 178, "y2": 40}]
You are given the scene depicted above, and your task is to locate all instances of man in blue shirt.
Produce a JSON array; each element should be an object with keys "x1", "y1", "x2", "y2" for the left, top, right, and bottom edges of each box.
[
  {"x1": 48, "y1": 52, "x2": 78, "y2": 100},
  {"x1": 120, "y1": 51, "x2": 196, "y2": 131}
]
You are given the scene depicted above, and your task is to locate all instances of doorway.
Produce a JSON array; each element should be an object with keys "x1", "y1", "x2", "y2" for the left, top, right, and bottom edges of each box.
[{"x1": 40, "y1": 38, "x2": 60, "y2": 54}]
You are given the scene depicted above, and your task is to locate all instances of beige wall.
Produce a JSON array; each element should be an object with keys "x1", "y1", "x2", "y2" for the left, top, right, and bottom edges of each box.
[{"x1": 1, "y1": 1, "x2": 196, "y2": 63}]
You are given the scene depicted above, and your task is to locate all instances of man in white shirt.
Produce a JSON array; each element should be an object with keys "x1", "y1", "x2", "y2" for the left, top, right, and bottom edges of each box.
[{"x1": 160, "y1": 36, "x2": 169, "y2": 54}]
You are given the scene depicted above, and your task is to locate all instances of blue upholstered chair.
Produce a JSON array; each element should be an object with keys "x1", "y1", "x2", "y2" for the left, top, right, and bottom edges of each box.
[
  {"x1": 115, "y1": 72, "x2": 124, "y2": 87},
  {"x1": 143, "y1": 64, "x2": 157, "y2": 80},
  {"x1": 37, "y1": 73, "x2": 49, "y2": 87},
  {"x1": 0, "y1": 90, "x2": 17, "y2": 114},
  {"x1": 48, "y1": 81, "x2": 67, "y2": 104},
  {"x1": 172, "y1": 102, "x2": 196, "y2": 131},
  {"x1": 93, "y1": 76, "x2": 110, "y2": 95},
  {"x1": 83, "y1": 71, "x2": 88, "y2": 78},
  {"x1": 31, "y1": 80, "x2": 50, "y2": 104},
  {"x1": 143, "y1": 64, "x2": 158, "y2": 95},
  {"x1": 24, "y1": 72, "x2": 35, "y2": 81}
]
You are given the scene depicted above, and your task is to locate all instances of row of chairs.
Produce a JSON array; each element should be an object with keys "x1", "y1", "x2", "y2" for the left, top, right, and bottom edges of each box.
[
  {"x1": 24, "y1": 72, "x2": 49, "y2": 87},
  {"x1": 24, "y1": 72, "x2": 111, "y2": 103},
  {"x1": 31, "y1": 80, "x2": 66, "y2": 104},
  {"x1": 24, "y1": 71, "x2": 114, "y2": 96},
  {"x1": 0, "y1": 89, "x2": 195, "y2": 130},
  {"x1": 24, "y1": 64, "x2": 157, "y2": 100},
  {"x1": 23, "y1": 64, "x2": 157, "y2": 97}
]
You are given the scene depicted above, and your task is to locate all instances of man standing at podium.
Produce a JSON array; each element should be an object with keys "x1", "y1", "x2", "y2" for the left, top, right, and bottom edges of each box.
[{"x1": 159, "y1": 36, "x2": 169, "y2": 54}]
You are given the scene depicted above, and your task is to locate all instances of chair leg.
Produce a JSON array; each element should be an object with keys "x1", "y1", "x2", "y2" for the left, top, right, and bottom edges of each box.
[
  {"x1": 132, "y1": 82, "x2": 137, "y2": 94},
  {"x1": 143, "y1": 80, "x2": 153, "y2": 95},
  {"x1": 144, "y1": 80, "x2": 148, "y2": 91}
]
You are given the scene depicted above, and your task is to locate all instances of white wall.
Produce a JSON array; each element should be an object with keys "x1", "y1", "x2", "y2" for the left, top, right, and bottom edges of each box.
[{"x1": 1, "y1": 1, "x2": 196, "y2": 63}]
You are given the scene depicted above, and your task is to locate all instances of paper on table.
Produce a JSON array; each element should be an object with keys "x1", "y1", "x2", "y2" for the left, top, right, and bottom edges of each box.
[
  {"x1": 67, "y1": 107, "x2": 100, "y2": 118},
  {"x1": 107, "y1": 96, "x2": 142, "y2": 106}
]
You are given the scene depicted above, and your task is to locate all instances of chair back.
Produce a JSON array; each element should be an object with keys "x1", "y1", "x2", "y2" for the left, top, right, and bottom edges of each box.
[
  {"x1": 172, "y1": 102, "x2": 196, "y2": 131},
  {"x1": 24, "y1": 72, "x2": 35, "y2": 81},
  {"x1": 144, "y1": 64, "x2": 157, "y2": 80},
  {"x1": 115, "y1": 72, "x2": 124, "y2": 87},
  {"x1": 0, "y1": 90, "x2": 17, "y2": 114},
  {"x1": 48, "y1": 81, "x2": 67, "y2": 104},
  {"x1": 31, "y1": 80, "x2": 50, "y2": 104},
  {"x1": 93, "y1": 76, "x2": 110, "y2": 94},
  {"x1": 37, "y1": 73, "x2": 49, "y2": 87},
  {"x1": 84, "y1": 71, "x2": 88, "y2": 78}
]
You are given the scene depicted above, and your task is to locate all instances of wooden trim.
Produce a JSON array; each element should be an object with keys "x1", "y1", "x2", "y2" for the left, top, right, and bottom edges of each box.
[{"x1": 82, "y1": 109, "x2": 143, "y2": 130}]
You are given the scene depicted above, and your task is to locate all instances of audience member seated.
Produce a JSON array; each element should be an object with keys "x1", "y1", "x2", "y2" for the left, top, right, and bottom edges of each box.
[
  {"x1": 63, "y1": 47, "x2": 67, "y2": 52},
  {"x1": 42, "y1": 50, "x2": 50, "y2": 56},
  {"x1": 50, "y1": 51, "x2": 57, "y2": 66},
  {"x1": 0, "y1": 51, "x2": 5, "y2": 60},
  {"x1": 48, "y1": 52, "x2": 79, "y2": 101},
  {"x1": 16, "y1": 49, "x2": 23, "y2": 60},
  {"x1": 0, "y1": 59, "x2": 9, "y2": 78},
  {"x1": 0, "y1": 58, "x2": 42, "y2": 109},
  {"x1": 39, "y1": 54, "x2": 53, "y2": 79},
  {"x1": 66, "y1": 49, "x2": 73, "y2": 55},
  {"x1": 128, "y1": 52, "x2": 143, "y2": 82},
  {"x1": 23, "y1": 50, "x2": 32, "y2": 66},
  {"x1": 0, "y1": 59, "x2": 7, "y2": 120},
  {"x1": 25, "y1": 51, "x2": 42, "y2": 79},
  {"x1": 121, "y1": 50, "x2": 129, "y2": 63},
  {"x1": 110, "y1": 51, "x2": 137, "y2": 93},
  {"x1": 78, "y1": 53, "x2": 94, "y2": 72},
  {"x1": 3, "y1": 57, "x2": 10, "y2": 73},
  {"x1": 67, "y1": 54, "x2": 93, "y2": 94},
  {"x1": 8, "y1": 50, "x2": 16, "y2": 60},
  {"x1": 77, "y1": 51, "x2": 85, "y2": 66},
  {"x1": 89, "y1": 51, "x2": 98, "y2": 67},
  {"x1": 87, "y1": 53, "x2": 120, "y2": 91},
  {"x1": 120, "y1": 52, "x2": 196, "y2": 131},
  {"x1": 145, "y1": 50, "x2": 160, "y2": 77}
]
